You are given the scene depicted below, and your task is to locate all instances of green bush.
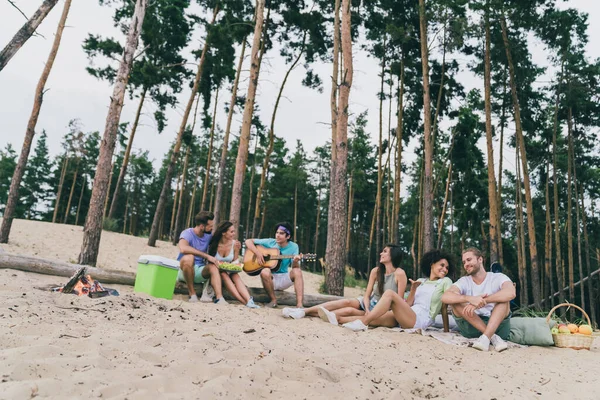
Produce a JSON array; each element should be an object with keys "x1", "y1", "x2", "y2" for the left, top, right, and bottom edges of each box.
[{"x1": 102, "y1": 217, "x2": 119, "y2": 232}]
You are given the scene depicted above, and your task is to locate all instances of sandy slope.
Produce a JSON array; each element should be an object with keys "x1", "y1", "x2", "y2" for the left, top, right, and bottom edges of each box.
[{"x1": 0, "y1": 219, "x2": 598, "y2": 399}]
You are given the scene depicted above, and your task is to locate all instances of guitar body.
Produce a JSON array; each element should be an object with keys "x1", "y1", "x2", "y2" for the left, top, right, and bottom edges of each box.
[{"x1": 243, "y1": 245, "x2": 282, "y2": 276}]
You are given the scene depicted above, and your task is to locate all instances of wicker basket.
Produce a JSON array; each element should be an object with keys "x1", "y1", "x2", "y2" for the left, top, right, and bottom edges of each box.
[{"x1": 546, "y1": 303, "x2": 595, "y2": 350}]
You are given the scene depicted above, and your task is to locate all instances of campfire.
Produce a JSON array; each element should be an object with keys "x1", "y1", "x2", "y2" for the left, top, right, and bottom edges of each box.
[{"x1": 55, "y1": 267, "x2": 110, "y2": 298}]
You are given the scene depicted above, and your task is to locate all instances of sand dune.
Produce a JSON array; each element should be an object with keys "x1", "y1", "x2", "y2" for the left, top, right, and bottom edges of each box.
[{"x1": 1, "y1": 219, "x2": 598, "y2": 399}]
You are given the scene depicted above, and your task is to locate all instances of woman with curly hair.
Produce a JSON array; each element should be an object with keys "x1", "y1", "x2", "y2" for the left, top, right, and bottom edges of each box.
[{"x1": 338, "y1": 249, "x2": 455, "y2": 331}]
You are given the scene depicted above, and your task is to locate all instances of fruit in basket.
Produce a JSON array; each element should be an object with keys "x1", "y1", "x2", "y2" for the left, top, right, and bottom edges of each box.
[
  {"x1": 578, "y1": 324, "x2": 593, "y2": 335},
  {"x1": 551, "y1": 327, "x2": 559, "y2": 334},
  {"x1": 567, "y1": 323, "x2": 579, "y2": 333},
  {"x1": 558, "y1": 324, "x2": 571, "y2": 334}
]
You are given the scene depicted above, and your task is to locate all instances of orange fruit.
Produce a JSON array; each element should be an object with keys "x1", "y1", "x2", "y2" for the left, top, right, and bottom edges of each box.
[
  {"x1": 567, "y1": 323, "x2": 579, "y2": 334},
  {"x1": 578, "y1": 325, "x2": 593, "y2": 335}
]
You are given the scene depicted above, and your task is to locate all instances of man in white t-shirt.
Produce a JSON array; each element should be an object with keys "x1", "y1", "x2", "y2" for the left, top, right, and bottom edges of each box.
[{"x1": 441, "y1": 247, "x2": 516, "y2": 352}]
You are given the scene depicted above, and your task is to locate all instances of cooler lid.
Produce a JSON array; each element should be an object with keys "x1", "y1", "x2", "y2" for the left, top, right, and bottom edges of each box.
[{"x1": 138, "y1": 255, "x2": 180, "y2": 270}]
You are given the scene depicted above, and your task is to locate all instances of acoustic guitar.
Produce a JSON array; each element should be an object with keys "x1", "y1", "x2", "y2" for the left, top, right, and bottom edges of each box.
[{"x1": 242, "y1": 245, "x2": 316, "y2": 276}]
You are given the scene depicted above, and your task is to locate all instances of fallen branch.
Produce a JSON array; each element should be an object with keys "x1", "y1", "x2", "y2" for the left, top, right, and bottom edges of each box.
[{"x1": 1, "y1": 253, "x2": 343, "y2": 307}]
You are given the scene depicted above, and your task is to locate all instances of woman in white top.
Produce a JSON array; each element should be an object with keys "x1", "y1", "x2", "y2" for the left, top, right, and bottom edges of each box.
[
  {"x1": 208, "y1": 221, "x2": 260, "y2": 308},
  {"x1": 341, "y1": 249, "x2": 455, "y2": 331},
  {"x1": 282, "y1": 244, "x2": 407, "y2": 321}
]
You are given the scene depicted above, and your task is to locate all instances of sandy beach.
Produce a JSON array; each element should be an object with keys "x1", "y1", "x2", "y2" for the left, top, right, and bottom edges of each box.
[{"x1": 1, "y1": 219, "x2": 599, "y2": 399}]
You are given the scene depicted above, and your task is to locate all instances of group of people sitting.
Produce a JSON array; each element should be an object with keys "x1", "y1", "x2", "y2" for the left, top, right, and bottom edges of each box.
[{"x1": 177, "y1": 211, "x2": 516, "y2": 352}]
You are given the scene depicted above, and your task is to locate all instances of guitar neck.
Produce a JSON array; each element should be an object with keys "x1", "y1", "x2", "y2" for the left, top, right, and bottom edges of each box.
[{"x1": 270, "y1": 254, "x2": 297, "y2": 260}]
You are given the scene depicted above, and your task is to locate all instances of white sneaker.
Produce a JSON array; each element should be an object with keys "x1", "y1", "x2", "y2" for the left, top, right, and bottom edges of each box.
[
  {"x1": 246, "y1": 297, "x2": 261, "y2": 309},
  {"x1": 491, "y1": 334, "x2": 508, "y2": 352},
  {"x1": 472, "y1": 335, "x2": 490, "y2": 351},
  {"x1": 342, "y1": 320, "x2": 368, "y2": 332},
  {"x1": 200, "y1": 282, "x2": 215, "y2": 303},
  {"x1": 282, "y1": 307, "x2": 306, "y2": 319},
  {"x1": 189, "y1": 294, "x2": 198, "y2": 303},
  {"x1": 214, "y1": 297, "x2": 228, "y2": 305},
  {"x1": 317, "y1": 307, "x2": 338, "y2": 325}
]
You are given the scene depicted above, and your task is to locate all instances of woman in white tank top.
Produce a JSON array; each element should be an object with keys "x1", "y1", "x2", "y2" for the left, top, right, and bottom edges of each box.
[
  {"x1": 208, "y1": 221, "x2": 259, "y2": 308},
  {"x1": 341, "y1": 249, "x2": 455, "y2": 331}
]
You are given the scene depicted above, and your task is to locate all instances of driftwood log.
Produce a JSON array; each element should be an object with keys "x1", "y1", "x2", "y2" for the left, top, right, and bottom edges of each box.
[{"x1": 0, "y1": 253, "x2": 343, "y2": 307}]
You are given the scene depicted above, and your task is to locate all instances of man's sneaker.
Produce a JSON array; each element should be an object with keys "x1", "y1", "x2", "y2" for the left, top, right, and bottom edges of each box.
[
  {"x1": 317, "y1": 307, "x2": 338, "y2": 325},
  {"x1": 472, "y1": 334, "x2": 490, "y2": 351},
  {"x1": 491, "y1": 334, "x2": 508, "y2": 352},
  {"x1": 189, "y1": 294, "x2": 199, "y2": 303},
  {"x1": 342, "y1": 320, "x2": 368, "y2": 332},
  {"x1": 200, "y1": 282, "x2": 215, "y2": 302},
  {"x1": 282, "y1": 307, "x2": 306, "y2": 319},
  {"x1": 214, "y1": 297, "x2": 229, "y2": 305},
  {"x1": 246, "y1": 297, "x2": 261, "y2": 309}
]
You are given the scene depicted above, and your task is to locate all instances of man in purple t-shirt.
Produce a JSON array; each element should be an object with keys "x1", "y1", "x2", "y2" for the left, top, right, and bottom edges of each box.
[{"x1": 177, "y1": 211, "x2": 225, "y2": 303}]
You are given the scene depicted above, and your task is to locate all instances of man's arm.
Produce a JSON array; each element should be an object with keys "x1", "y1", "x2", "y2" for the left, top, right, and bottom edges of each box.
[
  {"x1": 482, "y1": 281, "x2": 516, "y2": 304},
  {"x1": 244, "y1": 239, "x2": 265, "y2": 265},
  {"x1": 178, "y1": 239, "x2": 218, "y2": 265},
  {"x1": 441, "y1": 285, "x2": 487, "y2": 308}
]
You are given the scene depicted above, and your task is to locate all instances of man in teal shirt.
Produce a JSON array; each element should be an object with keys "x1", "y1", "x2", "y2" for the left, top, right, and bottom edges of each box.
[{"x1": 245, "y1": 221, "x2": 303, "y2": 308}]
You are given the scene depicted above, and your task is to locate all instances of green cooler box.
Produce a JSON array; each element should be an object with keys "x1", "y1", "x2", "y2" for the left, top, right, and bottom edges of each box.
[{"x1": 135, "y1": 255, "x2": 180, "y2": 299}]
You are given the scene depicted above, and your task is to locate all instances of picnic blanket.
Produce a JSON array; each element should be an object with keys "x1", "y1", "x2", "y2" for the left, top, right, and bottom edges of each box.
[{"x1": 388, "y1": 326, "x2": 527, "y2": 349}]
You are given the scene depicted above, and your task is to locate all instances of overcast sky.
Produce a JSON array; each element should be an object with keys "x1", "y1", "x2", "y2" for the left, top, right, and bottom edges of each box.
[{"x1": 1, "y1": 0, "x2": 599, "y2": 181}]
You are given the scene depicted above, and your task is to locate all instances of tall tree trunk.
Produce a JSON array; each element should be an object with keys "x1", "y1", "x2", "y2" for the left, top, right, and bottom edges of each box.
[
  {"x1": 214, "y1": 38, "x2": 246, "y2": 227},
  {"x1": 187, "y1": 163, "x2": 201, "y2": 228},
  {"x1": 147, "y1": 5, "x2": 218, "y2": 246},
  {"x1": 437, "y1": 162, "x2": 452, "y2": 248},
  {"x1": 75, "y1": 176, "x2": 86, "y2": 226},
  {"x1": 170, "y1": 170, "x2": 181, "y2": 240},
  {"x1": 368, "y1": 202, "x2": 376, "y2": 272},
  {"x1": 580, "y1": 189, "x2": 596, "y2": 325},
  {"x1": 0, "y1": 0, "x2": 60, "y2": 72},
  {"x1": 78, "y1": 0, "x2": 147, "y2": 265},
  {"x1": 544, "y1": 160, "x2": 555, "y2": 307},
  {"x1": 552, "y1": 60, "x2": 565, "y2": 303},
  {"x1": 566, "y1": 107, "x2": 575, "y2": 310},
  {"x1": 484, "y1": 8, "x2": 500, "y2": 263},
  {"x1": 325, "y1": 0, "x2": 352, "y2": 296},
  {"x1": 229, "y1": 0, "x2": 265, "y2": 233},
  {"x1": 184, "y1": 92, "x2": 202, "y2": 226},
  {"x1": 392, "y1": 59, "x2": 405, "y2": 244},
  {"x1": 417, "y1": 165, "x2": 424, "y2": 263},
  {"x1": 200, "y1": 88, "x2": 220, "y2": 211},
  {"x1": 246, "y1": 138, "x2": 259, "y2": 239},
  {"x1": 52, "y1": 156, "x2": 69, "y2": 223},
  {"x1": 314, "y1": 184, "x2": 322, "y2": 271},
  {"x1": 346, "y1": 172, "x2": 354, "y2": 251},
  {"x1": 63, "y1": 161, "x2": 79, "y2": 224},
  {"x1": 515, "y1": 141, "x2": 528, "y2": 306},
  {"x1": 386, "y1": 74, "x2": 393, "y2": 243},
  {"x1": 293, "y1": 181, "x2": 298, "y2": 242},
  {"x1": 173, "y1": 145, "x2": 191, "y2": 245},
  {"x1": 573, "y1": 155, "x2": 585, "y2": 311},
  {"x1": 0, "y1": 0, "x2": 72, "y2": 243},
  {"x1": 108, "y1": 87, "x2": 147, "y2": 220},
  {"x1": 325, "y1": 0, "x2": 341, "y2": 271},
  {"x1": 123, "y1": 184, "x2": 130, "y2": 234},
  {"x1": 500, "y1": 15, "x2": 540, "y2": 307},
  {"x1": 252, "y1": 32, "x2": 306, "y2": 236},
  {"x1": 497, "y1": 67, "x2": 508, "y2": 265},
  {"x1": 103, "y1": 160, "x2": 115, "y2": 218},
  {"x1": 411, "y1": 214, "x2": 418, "y2": 278},
  {"x1": 258, "y1": 194, "x2": 267, "y2": 238},
  {"x1": 418, "y1": 0, "x2": 434, "y2": 252},
  {"x1": 375, "y1": 38, "x2": 386, "y2": 259}
]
